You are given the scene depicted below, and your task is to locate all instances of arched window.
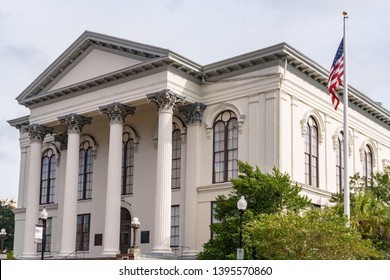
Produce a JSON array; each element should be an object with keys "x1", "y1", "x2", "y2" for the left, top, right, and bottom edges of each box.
[
  {"x1": 172, "y1": 126, "x2": 181, "y2": 189},
  {"x1": 122, "y1": 132, "x2": 134, "y2": 195},
  {"x1": 336, "y1": 132, "x2": 344, "y2": 192},
  {"x1": 78, "y1": 141, "x2": 93, "y2": 200},
  {"x1": 304, "y1": 117, "x2": 319, "y2": 187},
  {"x1": 213, "y1": 110, "x2": 238, "y2": 183},
  {"x1": 363, "y1": 145, "x2": 373, "y2": 185},
  {"x1": 40, "y1": 149, "x2": 56, "y2": 204}
]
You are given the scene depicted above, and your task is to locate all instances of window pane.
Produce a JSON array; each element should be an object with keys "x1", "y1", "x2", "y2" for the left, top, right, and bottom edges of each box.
[
  {"x1": 171, "y1": 206, "x2": 179, "y2": 247},
  {"x1": 172, "y1": 130, "x2": 181, "y2": 189},
  {"x1": 78, "y1": 144, "x2": 93, "y2": 200},
  {"x1": 76, "y1": 214, "x2": 90, "y2": 251},
  {"x1": 122, "y1": 137, "x2": 134, "y2": 195},
  {"x1": 40, "y1": 151, "x2": 56, "y2": 205}
]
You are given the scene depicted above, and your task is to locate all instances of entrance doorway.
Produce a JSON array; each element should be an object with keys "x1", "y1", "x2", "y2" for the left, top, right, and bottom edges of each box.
[{"x1": 119, "y1": 207, "x2": 131, "y2": 254}]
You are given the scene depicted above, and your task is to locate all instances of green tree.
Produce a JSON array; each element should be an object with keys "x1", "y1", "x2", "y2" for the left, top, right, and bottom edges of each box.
[
  {"x1": 349, "y1": 167, "x2": 390, "y2": 205},
  {"x1": 245, "y1": 208, "x2": 382, "y2": 260},
  {"x1": 197, "y1": 161, "x2": 311, "y2": 259},
  {"x1": 332, "y1": 191, "x2": 390, "y2": 258},
  {"x1": 0, "y1": 198, "x2": 15, "y2": 251}
]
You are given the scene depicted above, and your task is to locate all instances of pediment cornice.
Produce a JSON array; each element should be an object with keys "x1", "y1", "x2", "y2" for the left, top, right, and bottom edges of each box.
[{"x1": 17, "y1": 31, "x2": 173, "y2": 105}]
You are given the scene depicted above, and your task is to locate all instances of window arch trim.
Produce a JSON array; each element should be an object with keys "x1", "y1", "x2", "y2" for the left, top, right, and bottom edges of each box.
[
  {"x1": 300, "y1": 110, "x2": 325, "y2": 144},
  {"x1": 80, "y1": 134, "x2": 98, "y2": 158},
  {"x1": 332, "y1": 127, "x2": 353, "y2": 157},
  {"x1": 123, "y1": 125, "x2": 140, "y2": 152},
  {"x1": 204, "y1": 102, "x2": 245, "y2": 138},
  {"x1": 359, "y1": 140, "x2": 377, "y2": 168},
  {"x1": 42, "y1": 143, "x2": 60, "y2": 166}
]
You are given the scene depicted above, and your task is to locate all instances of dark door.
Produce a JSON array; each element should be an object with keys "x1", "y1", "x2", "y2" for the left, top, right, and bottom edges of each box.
[{"x1": 119, "y1": 208, "x2": 131, "y2": 254}]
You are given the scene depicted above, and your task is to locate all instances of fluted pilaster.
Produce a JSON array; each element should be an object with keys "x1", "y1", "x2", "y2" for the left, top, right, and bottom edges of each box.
[
  {"x1": 180, "y1": 103, "x2": 206, "y2": 258},
  {"x1": 179, "y1": 102, "x2": 206, "y2": 126}
]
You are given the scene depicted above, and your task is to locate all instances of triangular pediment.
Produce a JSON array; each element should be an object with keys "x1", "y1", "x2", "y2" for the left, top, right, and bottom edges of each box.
[
  {"x1": 49, "y1": 48, "x2": 144, "y2": 91},
  {"x1": 17, "y1": 31, "x2": 172, "y2": 107}
]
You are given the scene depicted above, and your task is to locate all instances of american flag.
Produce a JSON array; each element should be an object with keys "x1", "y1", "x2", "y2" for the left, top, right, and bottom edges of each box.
[{"x1": 328, "y1": 38, "x2": 344, "y2": 110}]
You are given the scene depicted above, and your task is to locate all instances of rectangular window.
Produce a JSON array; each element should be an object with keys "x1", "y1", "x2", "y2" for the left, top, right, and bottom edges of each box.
[
  {"x1": 171, "y1": 205, "x2": 180, "y2": 247},
  {"x1": 37, "y1": 217, "x2": 52, "y2": 252},
  {"x1": 336, "y1": 136, "x2": 344, "y2": 192},
  {"x1": 122, "y1": 136, "x2": 134, "y2": 195},
  {"x1": 172, "y1": 130, "x2": 181, "y2": 189},
  {"x1": 76, "y1": 214, "x2": 90, "y2": 252},
  {"x1": 40, "y1": 150, "x2": 56, "y2": 204},
  {"x1": 78, "y1": 145, "x2": 93, "y2": 200}
]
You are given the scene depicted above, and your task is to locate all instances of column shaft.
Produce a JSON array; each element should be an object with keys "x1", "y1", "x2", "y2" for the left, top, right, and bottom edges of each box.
[
  {"x1": 102, "y1": 122, "x2": 123, "y2": 255},
  {"x1": 99, "y1": 102, "x2": 135, "y2": 256},
  {"x1": 21, "y1": 140, "x2": 43, "y2": 258},
  {"x1": 147, "y1": 89, "x2": 185, "y2": 255},
  {"x1": 59, "y1": 131, "x2": 80, "y2": 256},
  {"x1": 152, "y1": 109, "x2": 173, "y2": 253},
  {"x1": 20, "y1": 124, "x2": 53, "y2": 259},
  {"x1": 58, "y1": 113, "x2": 91, "y2": 257}
]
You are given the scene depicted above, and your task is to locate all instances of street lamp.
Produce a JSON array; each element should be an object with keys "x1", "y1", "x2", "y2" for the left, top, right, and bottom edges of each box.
[
  {"x1": 237, "y1": 196, "x2": 247, "y2": 260},
  {"x1": 0, "y1": 229, "x2": 7, "y2": 253},
  {"x1": 40, "y1": 207, "x2": 48, "y2": 260},
  {"x1": 131, "y1": 217, "x2": 140, "y2": 248}
]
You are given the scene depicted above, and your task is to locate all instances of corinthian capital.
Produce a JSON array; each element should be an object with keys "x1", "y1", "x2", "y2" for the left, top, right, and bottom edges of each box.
[
  {"x1": 58, "y1": 113, "x2": 92, "y2": 134},
  {"x1": 146, "y1": 89, "x2": 185, "y2": 112},
  {"x1": 22, "y1": 123, "x2": 54, "y2": 142},
  {"x1": 99, "y1": 102, "x2": 135, "y2": 124},
  {"x1": 179, "y1": 102, "x2": 206, "y2": 126}
]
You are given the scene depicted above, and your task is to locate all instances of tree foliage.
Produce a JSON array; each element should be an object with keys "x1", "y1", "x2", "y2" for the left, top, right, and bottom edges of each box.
[
  {"x1": 245, "y1": 208, "x2": 383, "y2": 260},
  {"x1": 197, "y1": 161, "x2": 311, "y2": 259},
  {"x1": 0, "y1": 198, "x2": 15, "y2": 251},
  {"x1": 198, "y1": 161, "x2": 387, "y2": 260},
  {"x1": 330, "y1": 169, "x2": 390, "y2": 258}
]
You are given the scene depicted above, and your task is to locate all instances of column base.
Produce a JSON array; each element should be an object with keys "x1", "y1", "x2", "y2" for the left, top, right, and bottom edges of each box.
[
  {"x1": 181, "y1": 249, "x2": 198, "y2": 260},
  {"x1": 19, "y1": 252, "x2": 39, "y2": 259},
  {"x1": 102, "y1": 250, "x2": 121, "y2": 258},
  {"x1": 150, "y1": 247, "x2": 172, "y2": 255}
]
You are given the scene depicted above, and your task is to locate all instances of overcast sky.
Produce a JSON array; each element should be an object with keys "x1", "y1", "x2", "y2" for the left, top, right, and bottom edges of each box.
[{"x1": 1, "y1": 0, "x2": 389, "y2": 200}]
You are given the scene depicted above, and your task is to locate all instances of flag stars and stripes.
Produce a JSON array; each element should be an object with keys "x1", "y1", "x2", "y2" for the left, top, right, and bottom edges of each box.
[{"x1": 328, "y1": 38, "x2": 344, "y2": 110}]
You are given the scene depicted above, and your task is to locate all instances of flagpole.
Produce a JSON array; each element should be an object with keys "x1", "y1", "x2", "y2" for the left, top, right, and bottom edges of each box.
[{"x1": 342, "y1": 11, "x2": 350, "y2": 225}]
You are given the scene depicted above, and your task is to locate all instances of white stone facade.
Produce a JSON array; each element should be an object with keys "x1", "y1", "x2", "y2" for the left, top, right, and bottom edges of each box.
[{"x1": 8, "y1": 31, "x2": 390, "y2": 259}]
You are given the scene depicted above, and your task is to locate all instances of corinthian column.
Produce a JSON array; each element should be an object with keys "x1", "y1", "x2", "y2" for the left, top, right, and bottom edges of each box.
[
  {"x1": 99, "y1": 102, "x2": 135, "y2": 256},
  {"x1": 147, "y1": 89, "x2": 185, "y2": 254},
  {"x1": 57, "y1": 113, "x2": 91, "y2": 257},
  {"x1": 179, "y1": 103, "x2": 206, "y2": 258},
  {"x1": 21, "y1": 124, "x2": 53, "y2": 259}
]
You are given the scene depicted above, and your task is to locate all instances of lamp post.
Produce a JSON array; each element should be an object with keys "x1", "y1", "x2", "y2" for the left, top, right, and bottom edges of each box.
[
  {"x1": 131, "y1": 217, "x2": 140, "y2": 248},
  {"x1": 237, "y1": 196, "x2": 247, "y2": 260},
  {"x1": 40, "y1": 207, "x2": 48, "y2": 260},
  {"x1": 0, "y1": 229, "x2": 7, "y2": 253}
]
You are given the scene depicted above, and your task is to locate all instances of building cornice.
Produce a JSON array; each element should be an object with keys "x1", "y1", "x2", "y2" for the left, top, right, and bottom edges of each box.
[
  {"x1": 7, "y1": 115, "x2": 30, "y2": 131},
  {"x1": 15, "y1": 31, "x2": 390, "y2": 128}
]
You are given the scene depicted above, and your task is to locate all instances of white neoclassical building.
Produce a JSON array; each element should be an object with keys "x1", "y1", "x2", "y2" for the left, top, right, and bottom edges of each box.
[{"x1": 8, "y1": 31, "x2": 390, "y2": 259}]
